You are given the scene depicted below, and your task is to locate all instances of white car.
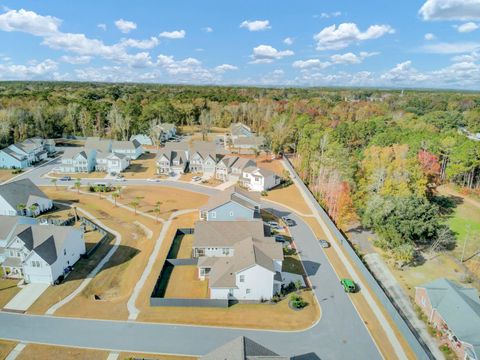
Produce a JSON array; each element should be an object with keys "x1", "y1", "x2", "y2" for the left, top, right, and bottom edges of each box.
[
  {"x1": 192, "y1": 176, "x2": 202, "y2": 182},
  {"x1": 115, "y1": 177, "x2": 126, "y2": 182},
  {"x1": 147, "y1": 178, "x2": 161, "y2": 182}
]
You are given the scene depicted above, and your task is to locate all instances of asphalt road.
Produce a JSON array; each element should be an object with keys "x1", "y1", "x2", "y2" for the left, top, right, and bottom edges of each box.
[{"x1": 0, "y1": 158, "x2": 383, "y2": 359}]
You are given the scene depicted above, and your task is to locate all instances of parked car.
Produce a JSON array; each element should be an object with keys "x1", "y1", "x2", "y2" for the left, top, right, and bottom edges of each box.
[
  {"x1": 319, "y1": 239, "x2": 330, "y2": 248},
  {"x1": 192, "y1": 176, "x2": 202, "y2": 182},
  {"x1": 341, "y1": 278, "x2": 357, "y2": 293},
  {"x1": 59, "y1": 176, "x2": 71, "y2": 181},
  {"x1": 282, "y1": 217, "x2": 296, "y2": 226},
  {"x1": 147, "y1": 178, "x2": 161, "y2": 182},
  {"x1": 115, "y1": 177, "x2": 126, "y2": 182},
  {"x1": 267, "y1": 221, "x2": 280, "y2": 229},
  {"x1": 274, "y1": 235, "x2": 287, "y2": 243}
]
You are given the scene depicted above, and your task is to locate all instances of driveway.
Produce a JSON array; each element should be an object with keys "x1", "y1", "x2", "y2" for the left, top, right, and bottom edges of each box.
[
  {"x1": 0, "y1": 160, "x2": 384, "y2": 359},
  {"x1": 3, "y1": 283, "x2": 49, "y2": 312}
]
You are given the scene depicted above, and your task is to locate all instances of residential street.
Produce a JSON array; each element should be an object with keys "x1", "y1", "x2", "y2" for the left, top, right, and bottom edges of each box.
[{"x1": 0, "y1": 157, "x2": 384, "y2": 359}]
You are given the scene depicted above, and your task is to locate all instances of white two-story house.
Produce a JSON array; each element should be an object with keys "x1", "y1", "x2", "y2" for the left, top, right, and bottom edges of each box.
[
  {"x1": 0, "y1": 179, "x2": 53, "y2": 217},
  {"x1": 59, "y1": 148, "x2": 96, "y2": 173},
  {"x1": 240, "y1": 167, "x2": 280, "y2": 192},
  {"x1": 1, "y1": 219, "x2": 85, "y2": 284},
  {"x1": 112, "y1": 139, "x2": 144, "y2": 160}
]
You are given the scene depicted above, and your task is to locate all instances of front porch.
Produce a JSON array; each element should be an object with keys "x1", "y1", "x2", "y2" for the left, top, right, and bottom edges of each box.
[{"x1": 2, "y1": 257, "x2": 23, "y2": 279}]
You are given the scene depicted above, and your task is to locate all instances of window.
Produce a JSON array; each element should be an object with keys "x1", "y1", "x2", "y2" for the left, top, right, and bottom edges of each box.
[
  {"x1": 64, "y1": 249, "x2": 66, "y2": 256},
  {"x1": 239, "y1": 275, "x2": 245, "y2": 283},
  {"x1": 222, "y1": 248, "x2": 230, "y2": 255},
  {"x1": 211, "y1": 211, "x2": 216, "y2": 219},
  {"x1": 229, "y1": 211, "x2": 234, "y2": 217},
  {"x1": 246, "y1": 288, "x2": 251, "y2": 294}
]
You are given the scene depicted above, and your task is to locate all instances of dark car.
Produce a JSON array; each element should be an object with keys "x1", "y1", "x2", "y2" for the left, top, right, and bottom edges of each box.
[
  {"x1": 319, "y1": 239, "x2": 330, "y2": 248},
  {"x1": 59, "y1": 176, "x2": 71, "y2": 181},
  {"x1": 282, "y1": 217, "x2": 296, "y2": 226},
  {"x1": 274, "y1": 235, "x2": 287, "y2": 243}
]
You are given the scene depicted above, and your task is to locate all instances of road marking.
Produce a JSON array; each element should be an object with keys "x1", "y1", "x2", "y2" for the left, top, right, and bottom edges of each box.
[{"x1": 5, "y1": 342, "x2": 26, "y2": 360}]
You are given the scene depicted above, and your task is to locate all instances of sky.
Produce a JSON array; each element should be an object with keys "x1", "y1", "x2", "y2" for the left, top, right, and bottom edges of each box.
[{"x1": 0, "y1": 0, "x2": 479, "y2": 89}]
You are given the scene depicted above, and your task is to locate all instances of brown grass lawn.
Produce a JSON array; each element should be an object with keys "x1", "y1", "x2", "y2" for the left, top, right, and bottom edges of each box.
[
  {"x1": 0, "y1": 268, "x2": 21, "y2": 308},
  {"x1": 176, "y1": 234, "x2": 194, "y2": 258},
  {"x1": 0, "y1": 169, "x2": 17, "y2": 183},
  {"x1": 136, "y1": 213, "x2": 320, "y2": 330},
  {"x1": 200, "y1": 178, "x2": 223, "y2": 187},
  {"x1": 164, "y1": 266, "x2": 209, "y2": 299},
  {"x1": 120, "y1": 186, "x2": 208, "y2": 220},
  {"x1": 265, "y1": 185, "x2": 312, "y2": 215},
  {"x1": 179, "y1": 172, "x2": 196, "y2": 182},
  {"x1": 123, "y1": 152, "x2": 158, "y2": 179},
  {"x1": 30, "y1": 187, "x2": 163, "y2": 320},
  {"x1": 16, "y1": 344, "x2": 108, "y2": 360},
  {"x1": 0, "y1": 340, "x2": 16, "y2": 359},
  {"x1": 179, "y1": 126, "x2": 227, "y2": 134}
]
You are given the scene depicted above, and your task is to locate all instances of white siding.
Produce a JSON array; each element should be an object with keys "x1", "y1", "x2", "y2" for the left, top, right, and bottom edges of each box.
[{"x1": 232, "y1": 265, "x2": 274, "y2": 300}]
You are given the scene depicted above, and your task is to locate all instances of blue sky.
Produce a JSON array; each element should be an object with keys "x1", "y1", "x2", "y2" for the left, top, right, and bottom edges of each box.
[{"x1": 0, "y1": 0, "x2": 479, "y2": 89}]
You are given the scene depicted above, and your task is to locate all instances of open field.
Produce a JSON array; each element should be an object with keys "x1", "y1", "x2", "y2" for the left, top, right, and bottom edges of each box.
[
  {"x1": 164, "y1": 265, "x2": 209, "y2": 299},
  {"x1": 264, "y1": 184, "x2": 313, "y2": 215},
  {"x1": 123, "y1": 152, "x2": 158, "y2": 179},
  {"x1": 120, "y1": 185, "x2": 208, "y2": 220},
  {"x1": 16, "y1": 344, "x2": 108, "y2": 360},
  {"x1": 0, "y1": 169, "x2": 17, "y2": 183},
  {"x1": 0, "y1": 340, "x2": 16, "y2": 359},
  {"x1": 136, "y1": 212, "x2": 320, "y2": 330},
  {"x1": 30, "y1": 187, "x2": 163, "y2": 320},
  {"x1": 0, "y1": 268, "x2": 21, "y2": 308}
]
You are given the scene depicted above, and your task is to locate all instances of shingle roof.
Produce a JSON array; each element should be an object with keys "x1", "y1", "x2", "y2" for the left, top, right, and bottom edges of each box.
[
  {"x1": 230, "y1": 123, "x2": 252, "y2": 137},
  {"x1": 1, "y1": 147, "x2": 27, "y2": 161},
  {"x1": 193, "y1": 220, "x2": 267, "y2": 248},
  {"x1": 231, "y1": 157, "x2": 256, "y2": 171},
  {"x1": 0, "y1": 216, "x2": 37, "y2": 241},
  {"x1": 208, "y1": 236, "x2": 282, "y2": 288},
  {"x1": 112, "y1": 139, "x2": 141, "y2": 151},
  {"x1": 418, "y1": 278, "x2": 480, "y2": 355},
  {"x1": 0, "y1": 179, "x2": 50, "y2": 210},
  {"x1": 62, "y1": 147, "x2": 88, "y2": 160},
  {"x1": 84, "y1": 137, "x2": 112, "y2": 153},
  {"x1": 201, "y1": 185, "x2": 260, "y2": 213},
  {"x1": 201, "y1": 336, "x2": 288, "y2": 360},
  {"x1": 14, "y1": 224, "x2": 79, "y2": 265},
  {"x1": 233, "y1": 136, "x2": 265, "y2": 147}
]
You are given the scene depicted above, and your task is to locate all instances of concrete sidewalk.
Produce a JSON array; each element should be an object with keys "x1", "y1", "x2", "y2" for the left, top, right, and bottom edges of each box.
[
  {"x1": 3, "y1": 283, "x2": 49, "y2": 312},
  {"x1": 364, "y1": 253, "x2": 444, "y2": 360}
]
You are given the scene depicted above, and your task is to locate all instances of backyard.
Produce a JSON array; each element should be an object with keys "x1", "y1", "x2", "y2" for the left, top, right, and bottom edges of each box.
[
  {"x1": 0, "y1": 169, "x2": 17, "y2": 183},
  {"x1": 122, "y1": 152, "x2": 158, "y2": 179}
]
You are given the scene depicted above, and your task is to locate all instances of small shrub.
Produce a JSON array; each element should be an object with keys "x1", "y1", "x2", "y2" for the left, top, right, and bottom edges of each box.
[
  {"x1": 261, "y1": 190, "x2": 268, "y2": 196},
  {"x1": 11, "y1": 168, "x2": 23, "y2": 174},
  {"x1": 290, "y1": 294, "x2": 307, "y2": 309}
]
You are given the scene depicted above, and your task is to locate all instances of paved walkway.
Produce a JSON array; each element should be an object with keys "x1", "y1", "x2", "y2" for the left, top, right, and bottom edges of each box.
[
  {"x1": 127, "y1": 208, "x2": 197, "y2": 320},
  {"x1": 5, "y1": 343, "x2": 26, "y2": 360},
  {"x1": 45, "y1": 206, "x2": 122, "y2": 315},
  {"x1": 364, "y1": 253, "x2": 445, "y2": 359},
  {"x1": 3, "y1": 283, "x2": 49, "y2": 312}
]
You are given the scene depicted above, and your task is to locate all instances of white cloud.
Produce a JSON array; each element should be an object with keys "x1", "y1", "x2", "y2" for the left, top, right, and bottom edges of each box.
[
  {"x1": 260, "y1": 69, "x2": 285, "y2": 85},
  {"x1": 159, "y1": 30, "x2": 186, "y2": 39},
  {"x1": 250, "y1": 45, "x2": 294, "y2": 64},
  {"x1": 120, "y1": 37, "x2": 159, "y2": 49},
  {"x1": 214, "y1": 64, "x2": 238, "y2": 72},
  {"x1": 0, "y1": 58, "x2": 58, "y2": 79},
  {"x1": 292, "y1": 59, "x2": 331, "y2": 69},
  {"x1": 457, "y1": 22, "x2": 479, "y2": 32},
  {"x1": 419, "y1": 0, "x2": 480, "y2": 21},
  {"x1": 314, "y1": 23, "x2": 394, "y2": 50},
  {"x1": 0, "y1": 8, "x2": 60, "y2": 36},
  {"x1": 97, "y1": 23, "x2": 106, "y2": 31},
  {"x1": 421, "y1": 41, "x2": 480, "y2": 53},
  {"x1": 203, "y1": 26, "x2": 213, "y2": 33},
  {"x1": 451, "y1": 51, "x2": 480, "y2": 61},
  {"x1": 114, "y1": 19, "x2": 136, "y2": 33},
  {"x1": 424, "y1": 32, "x2": 436, "y2": 40},
  {"x1": 283, "y1": 37, "x2": 294, "y2": 45},
  {"x1": 240, "y1": 20, "x2": 271, "y2": 31},
  {"x1": 330, "y1": 51, "x2": 378, "y2": 64},
  {"x1": 380, "y1": 61, "x2": 429, "y2": 83},
  {"x1": 318, "y1": 11, "x2": 342, "y2": 19},
  {"x1": 60, "y1": 55, "x2": 92, "y2": 64}
]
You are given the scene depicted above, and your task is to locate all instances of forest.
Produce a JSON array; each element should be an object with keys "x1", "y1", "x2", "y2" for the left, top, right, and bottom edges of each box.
[{"x1": 0, "y1": 81, "x2": 479, "y2": 264}]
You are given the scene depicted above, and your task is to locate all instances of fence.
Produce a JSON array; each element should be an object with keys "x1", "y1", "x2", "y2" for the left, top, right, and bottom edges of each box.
[
  {"x1": 150, "y1": 298, "x2": 229, "y2": 307},
  {"x1": 283, "y1": 156, "x2": 432, "y2": 360},
  {"x1": 39, "y1": 216, "x2": 76, "y2": 226},
  {"x1": 79, "y1": 216, "x2": 112, "y2": 258}
]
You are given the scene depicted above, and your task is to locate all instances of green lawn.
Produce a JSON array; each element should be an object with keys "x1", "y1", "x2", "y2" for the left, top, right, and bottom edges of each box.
[{"x1": 447, "y1": 200, "x2": 480, "y2": 261}]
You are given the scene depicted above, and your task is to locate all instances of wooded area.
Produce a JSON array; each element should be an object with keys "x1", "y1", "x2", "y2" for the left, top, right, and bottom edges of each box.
[{"x1": 1, "y1": 81, "x2": 479, "y2": 263}]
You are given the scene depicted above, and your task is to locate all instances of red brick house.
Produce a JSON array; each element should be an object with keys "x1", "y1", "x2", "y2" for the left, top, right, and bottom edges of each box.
[{"x1": 415, "y1": 279, "x2": 480, "y2": 360}]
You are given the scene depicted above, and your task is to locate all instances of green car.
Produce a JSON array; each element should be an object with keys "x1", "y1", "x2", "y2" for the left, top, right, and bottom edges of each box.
[{"x1": 341, "y1": 278, "x2": 357, "y2": 293}]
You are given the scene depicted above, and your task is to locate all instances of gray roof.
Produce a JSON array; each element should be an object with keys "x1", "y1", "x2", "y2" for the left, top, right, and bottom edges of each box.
[
  {"x1": 112, "y1": 139, "x2": 141, "y2": 151},
  {"x1": 201, "y1": 185, "x2": 260, "y2": 213},
  {"x1": 0, "y1": 216, "x2": 37, "y2": 240},
  {"x1": 85, "y1": 137, "x2": 112, "y2": 153},
  {"x1": 62, "y1": 147, "x2": 88, "y2": 160},
  {"x1": 0, "y1": 179, "x2": 50, "y2": 210},
  {"x1": 418, "y1": 278, "x2": 480, "y2": 355},
  {"x1": 11, "y1": 139, "x2": 41, "y2": 154},
  {"x1": 14, "y1": 224, "x2": 79, "y2": 265},
  {"x1": 193, "y1": 220, "x2": 268, "y2": 248},
  {"x1": 230, "y1": 123, "x2": 252, "y2": 137},
  {"x1": 208, "y1": 236, "x2": 283, "y2": 288},
  {"x1": 231, "y1": 157, "x2": 257, "y2": 171},
  {"x1": 201, "y1": 336, "x2": 288, "y2": 360},
  {"x1": 233, "y1": 136, "x2": 265, "y2": 147},
  {"x1": 1, "y1": 147, "x2": 27, "y2": 161},
  {"x1": 157, "y1": 142, "x2": 189, "y2": 165},
  {"x1": 244, "y1": 167, "x2": 277, "y2": 178}
]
